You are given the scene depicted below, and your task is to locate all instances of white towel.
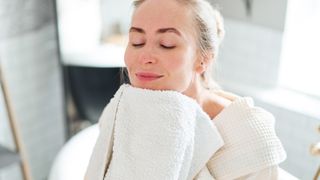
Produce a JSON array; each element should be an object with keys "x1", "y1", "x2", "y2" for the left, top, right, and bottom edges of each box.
[{"x1": 85, "y1": 84, "x2": 224, "y2": 180}]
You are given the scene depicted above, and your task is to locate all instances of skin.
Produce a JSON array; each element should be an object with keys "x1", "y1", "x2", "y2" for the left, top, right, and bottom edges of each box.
[{"x1": 124, "y1": 0, "x2": 232, "y2": 119}]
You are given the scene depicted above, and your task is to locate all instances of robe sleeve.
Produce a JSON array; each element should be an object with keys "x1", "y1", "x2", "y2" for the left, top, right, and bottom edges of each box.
[{"x1": 207, "y1": 97, "x2": 287, "y2": 180}]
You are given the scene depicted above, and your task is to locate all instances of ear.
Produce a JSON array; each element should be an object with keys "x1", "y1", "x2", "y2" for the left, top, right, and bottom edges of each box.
[{"x1": 195, "y1": 52, "x2": 213, "y2": 74}]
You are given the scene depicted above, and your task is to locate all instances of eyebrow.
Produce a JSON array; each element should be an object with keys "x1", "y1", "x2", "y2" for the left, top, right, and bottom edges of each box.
[
  {"x1": 129, "y1": 27, "x2": 145, "y2": 33},
  {"x1": 129, "y1": 27, "x2": 181, "y2": 36}
]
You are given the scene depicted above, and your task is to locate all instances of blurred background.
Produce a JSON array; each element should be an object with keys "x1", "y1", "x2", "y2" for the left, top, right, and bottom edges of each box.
[{"x1": 0, "y1": 0, "x2": 319, "y2": 179}]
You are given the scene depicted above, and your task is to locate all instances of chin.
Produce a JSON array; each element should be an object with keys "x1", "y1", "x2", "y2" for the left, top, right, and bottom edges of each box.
[
  {"x1": 130, "y1": 82, "x2": 157, "y2": 90},
  {"x1": 130, "y1": 81, "x2": 169, "y2": 91}
]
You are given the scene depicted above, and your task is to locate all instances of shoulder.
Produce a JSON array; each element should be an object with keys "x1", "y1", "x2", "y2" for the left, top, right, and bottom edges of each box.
[
  {"x1": 213, "y1": 96, "x2": 278, "y2": 143},
  {"x1": 213, "y1": 89, "x2": 241, "y2": 102},
  {"x1": 204, "y1": 89, "x2": 241, "y2": 119},
  {"x1": 211, "y1": 88, "x2": 274, "y2": 124},
  {"x1": 203, "y1": 89, "x2": 240, "y2": 119},
  {"x1": 207, "y1": 89, "x2": 277, "y2": 131}
]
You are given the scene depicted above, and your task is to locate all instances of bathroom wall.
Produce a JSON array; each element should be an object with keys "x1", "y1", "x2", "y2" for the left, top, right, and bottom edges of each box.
[
  {"x1": 216, "y1": 18, "x2": 282, "y2": 88},
  {"x1": 216, "y1": 17, "x2": 319, "y2": 179},
  {"x1": 257, "y1": 97, "x2": 320, "y2": 179},
  {"x1": 213, "y1": 0, "x2": 287, "y2": 30},
  {"x1": 0, "y1": 0, "x2": 66, "y2": 179}
]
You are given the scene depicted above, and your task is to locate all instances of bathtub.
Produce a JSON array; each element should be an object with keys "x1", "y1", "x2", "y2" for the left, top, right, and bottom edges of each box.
[{"x1": 48, "y1": 124, "x2": 299, "y2": 180}]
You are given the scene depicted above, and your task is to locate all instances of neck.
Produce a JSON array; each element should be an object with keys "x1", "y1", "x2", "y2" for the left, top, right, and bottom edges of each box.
[
  {"x1": 183, "y1": 76, "x2": 231, "y2": 119},
  {"x1": 183, "y1": 76, "x2": 208, "y2": 107}
]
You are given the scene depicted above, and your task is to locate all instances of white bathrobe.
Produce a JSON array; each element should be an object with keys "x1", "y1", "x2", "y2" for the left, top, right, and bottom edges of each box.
[{"x1": 85, "y1": 84, "x2": 286, "y2": 180}]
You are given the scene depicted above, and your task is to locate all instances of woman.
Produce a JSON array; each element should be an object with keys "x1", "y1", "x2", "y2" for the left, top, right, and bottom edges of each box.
[{"x1": 85, "y1": 0, "x2": 286, "y2": 179}]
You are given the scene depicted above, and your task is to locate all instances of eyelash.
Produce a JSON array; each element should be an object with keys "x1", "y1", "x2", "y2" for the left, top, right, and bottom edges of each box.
[
  {"x1": 131, "y1": 43, "x2": 175, "y2": 49},
  {"x1": 160, "y1": 44, "x2": 175, "y2": 49},
  {"x1": 132, "y1": 43, "x2": 144, "y2": 47}
]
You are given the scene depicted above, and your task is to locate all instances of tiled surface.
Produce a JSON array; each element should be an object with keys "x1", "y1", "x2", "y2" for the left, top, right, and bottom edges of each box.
[
  {"x1": 256, "y1": 100, "x2": 319, "y2": 180},
  {"x1": 0, "y1": 76, "x2": 23, "y2": 180},
  {"x1": 212, "y1": 0, "x2": 288, "y2": 30},
  {"x1": 0, "y1": 165, "x2": 23, "y2": 180},
  {"x1": 216, "y1": 18, "x2": 282, "y2": 88},
  {"x1": 221, "y1": 82, "x2": 319, "y2": 179},
  {"x1": 0, "y1": 0, "x2": 66, "y2": 179},
  {"x1": 0, "y1": 0, "x2": 55, "y2": 40},
  {"x1": 216, "y1": 18, "x2": 319, "y2": 179}
]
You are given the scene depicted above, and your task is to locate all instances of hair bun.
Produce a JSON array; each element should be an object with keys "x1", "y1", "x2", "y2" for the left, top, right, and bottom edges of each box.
[{"x1": 214, "y1": 10, "x2": 225, "y2": 42}]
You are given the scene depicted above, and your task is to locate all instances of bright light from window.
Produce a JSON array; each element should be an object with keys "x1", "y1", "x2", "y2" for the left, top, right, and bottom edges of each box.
[{"x1": 279, "y1": 0, "x2": 320, "y2": 97}]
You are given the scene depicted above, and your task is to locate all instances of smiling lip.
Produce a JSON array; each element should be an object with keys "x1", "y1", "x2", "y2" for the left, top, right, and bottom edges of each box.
[{"x1": 135, "y1": 72, "x2": 164, "y2": 82}]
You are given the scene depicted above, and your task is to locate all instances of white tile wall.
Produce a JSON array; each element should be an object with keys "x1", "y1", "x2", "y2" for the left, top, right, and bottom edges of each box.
[
  {"x1": 0, "y1": 77, "x2": 15, "y2": 151},
  {"x1": 220, "y1": 82, "x2": 320, "y2": 179},
  {"x1": 217, "y1": 18, "x2": 320, "y2": 179},
  {"x1": 0, "y1": 165, "x2": 23, "y2": 180},
  {"x1": 0, "y1": 0, "x2": 55, "y2": 40},
  {"x1": 256, "y1": 99, "x2": 319, "y2": 180},
  {"x1": 0, "y1": 0, "x2": 66, "y2": 179},
  {"x1": 211, "y1": 0, "x2": 288, "y2": 31},
  {"x1": 216, "y1": 18, "x2": 283, "y2": 87},
  {"x1": 0, "y1": 24, "x2": 66, "y2": 180},
  {"x1": 0, "y1": 72, "x2": 23, "y2": 180}
]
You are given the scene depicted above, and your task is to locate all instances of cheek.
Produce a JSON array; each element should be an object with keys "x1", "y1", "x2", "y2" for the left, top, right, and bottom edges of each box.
[
  {"x1": 124, "y1": 47, "x2": 137, "y2": 83},
  {"x1": 124, "y1": 47, "x2": 131, "y2": 67},
  {"x1": 163, "y1": 49, "x2": 184, "y2": 68},
  {"x1": 166, "y1": 50, "x2": 195, "y2": 74},
  {"x1": 124, "y1": 47, "x2": 137, "y2": 72},
  {"x1": 163, "y1": 51, "x2": 196, "y2": 89}
]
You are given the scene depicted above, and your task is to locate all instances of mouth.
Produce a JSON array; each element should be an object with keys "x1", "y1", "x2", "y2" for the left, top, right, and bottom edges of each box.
[{"x1": 135, "y1": 72, "x2": 164, "y2": 82}]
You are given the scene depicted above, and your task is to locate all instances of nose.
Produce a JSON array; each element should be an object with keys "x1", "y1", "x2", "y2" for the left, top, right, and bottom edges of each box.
[{"x1": 138, "y1": 48, "x2": 156, "y2": 65}]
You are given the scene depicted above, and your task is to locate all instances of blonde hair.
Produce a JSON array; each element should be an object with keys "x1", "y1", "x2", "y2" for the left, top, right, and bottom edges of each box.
[{"x1": 132, "y1": 0, "x2": 225, "y2": 90}]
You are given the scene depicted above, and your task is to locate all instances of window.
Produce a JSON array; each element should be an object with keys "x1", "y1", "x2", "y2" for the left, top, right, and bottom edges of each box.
[{"x1": 279, "y1": 0, "x2": 320, "y2": 97}]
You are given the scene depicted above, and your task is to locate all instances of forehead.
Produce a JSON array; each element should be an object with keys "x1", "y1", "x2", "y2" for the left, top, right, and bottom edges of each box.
[{"x1": 131, "y1": 0, "x2": 195, "y2": 34}]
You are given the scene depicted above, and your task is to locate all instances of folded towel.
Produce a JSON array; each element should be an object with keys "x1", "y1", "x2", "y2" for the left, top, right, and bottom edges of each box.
[{"x1": 85, "y1": 84, "x2": 224, "y2": 180}]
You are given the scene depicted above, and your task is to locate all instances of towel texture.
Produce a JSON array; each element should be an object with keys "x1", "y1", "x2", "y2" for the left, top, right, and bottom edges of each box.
[
  {"x1": 85, "y1": 84, "x2": 224, "y2": 180},
  {"x1": 207, "y1": 97, "x2": 287, "y2": 179},
  {"x1": 85, "y1": 84, "x2": 286, "y2": 180}
]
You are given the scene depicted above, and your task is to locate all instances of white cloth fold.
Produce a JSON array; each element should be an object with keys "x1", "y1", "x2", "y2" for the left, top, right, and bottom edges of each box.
[
  {"x1": 207, "y1": 97, "x2": 287, "y2": 179},
  {"x1": 85, "y1": 85, "x2": 287, "y2": 180},
  {"x1": 85, "y1": 84, "x2": 224, "y2": 180}
]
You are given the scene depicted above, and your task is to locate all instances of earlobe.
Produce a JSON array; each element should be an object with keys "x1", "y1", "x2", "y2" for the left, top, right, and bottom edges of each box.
[
  {"x1": 194, "y1": 51, "x2": 212, "y2": 74},
  {"x1": 195, "y1": 60, "x2": 206, "y2": 74}
]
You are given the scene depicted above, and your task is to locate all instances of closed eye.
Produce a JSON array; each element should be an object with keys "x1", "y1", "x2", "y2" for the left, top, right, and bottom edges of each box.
[
  {"x1": 160, "y1": 44, "x2": 175, "y2": 49},
  {"x1": 132, "y1": 43, "x2": 145, "y2": 47}
]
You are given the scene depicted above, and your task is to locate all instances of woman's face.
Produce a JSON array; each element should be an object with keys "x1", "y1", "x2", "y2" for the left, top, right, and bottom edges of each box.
[{"x1": 124, "y1": 0, "x2": 203, "y2": 92}]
